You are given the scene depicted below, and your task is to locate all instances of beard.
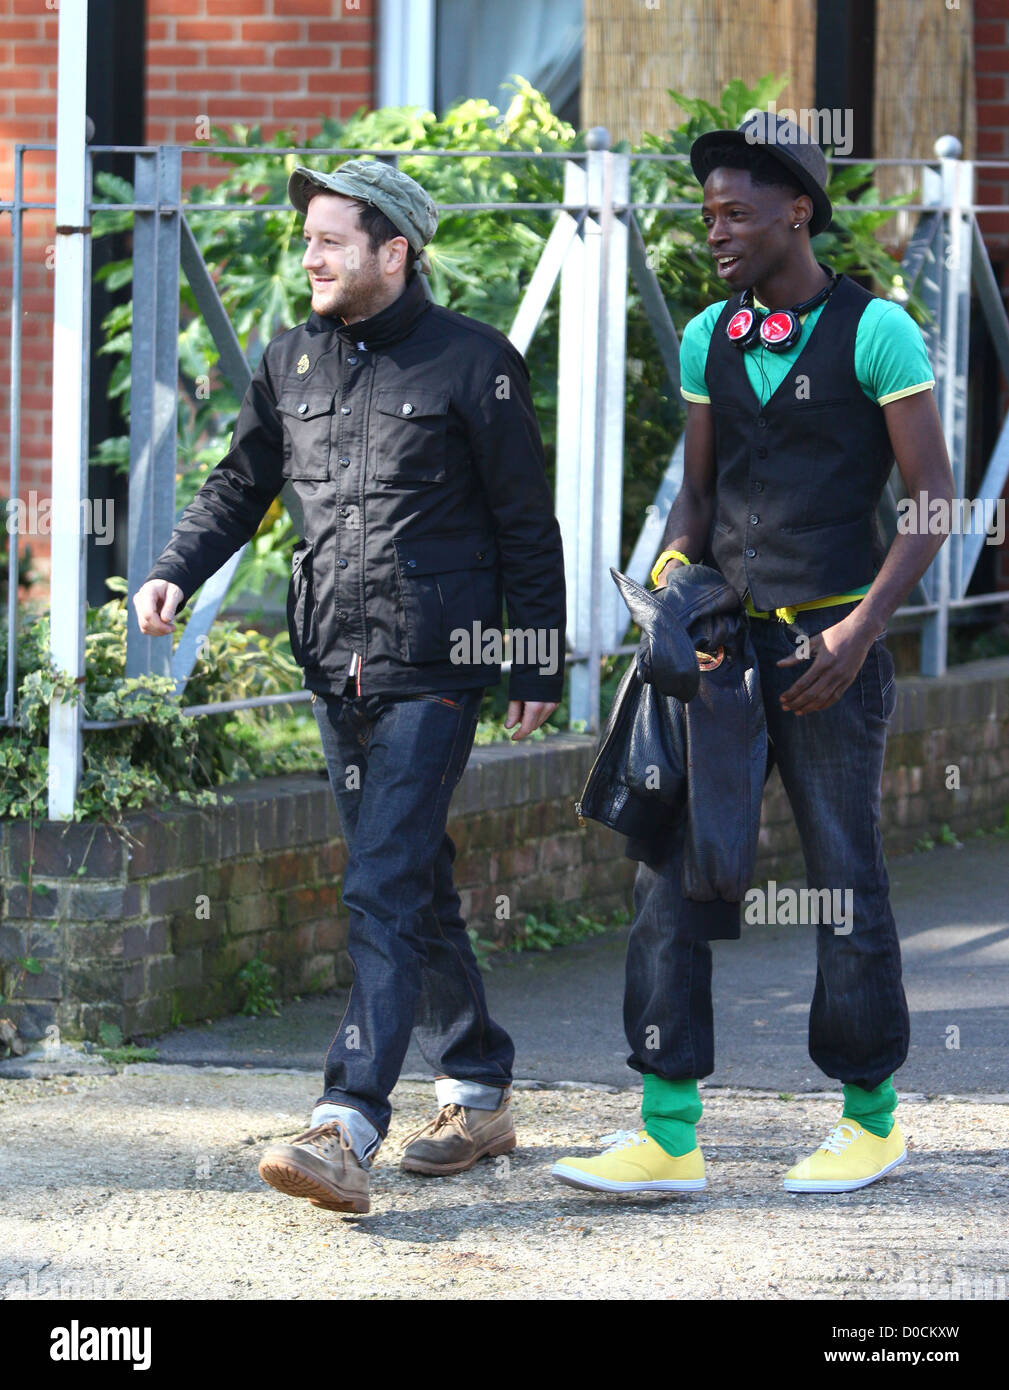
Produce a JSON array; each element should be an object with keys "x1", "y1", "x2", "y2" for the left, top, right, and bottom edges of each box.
[{"x1": 310, "y1": 259, "x2": 392, "y2": 324}]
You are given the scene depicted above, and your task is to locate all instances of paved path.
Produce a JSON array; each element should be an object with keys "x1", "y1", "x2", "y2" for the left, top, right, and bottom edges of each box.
[{"x1": 152, "y1": 838, "x2": 1009, "y2": 1096}]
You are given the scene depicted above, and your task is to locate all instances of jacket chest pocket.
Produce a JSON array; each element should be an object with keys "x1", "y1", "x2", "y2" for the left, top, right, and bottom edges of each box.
[
  {"x1": 277, "y1": 389, "x2": 335, "y2": 480},
  {"x1": 373, "y1": 388, "x2": 449, "y2": 483},
  {"x1": 394, "y1": 531, "x2": 499, "y2": 664}
]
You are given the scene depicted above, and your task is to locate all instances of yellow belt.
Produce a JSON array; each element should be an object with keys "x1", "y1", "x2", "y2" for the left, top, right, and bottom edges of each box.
[{"x1": 744, "y1": 589, "x2": 869, "y2": 624}]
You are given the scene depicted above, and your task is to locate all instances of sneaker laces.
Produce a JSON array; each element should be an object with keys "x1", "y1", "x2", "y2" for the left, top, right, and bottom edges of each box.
[
  {"x1": 598, "y1": 1128, "x2": 646, "y2": 1152},
  {"x1": 818, "y1": 1121, "x2": 862, "y2": 1155},
  {"x1": 399, "y1": 1103, "x2": 469, "y2": 1151}
]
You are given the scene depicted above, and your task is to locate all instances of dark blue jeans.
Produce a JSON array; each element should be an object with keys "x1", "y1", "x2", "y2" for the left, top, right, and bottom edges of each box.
[
  {"x1": 311, "y1": 683, "x2": 514, "y2": 1136},
  {"x1": 625, "y1": 601, "x2": 910, "y2": 1092}
]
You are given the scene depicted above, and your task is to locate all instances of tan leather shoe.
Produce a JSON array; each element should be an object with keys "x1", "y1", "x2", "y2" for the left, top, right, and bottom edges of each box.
[
  {"x1": 258, "y1": 1120, "x2": 370, "y2": 1213},
  {"x1": 400, "y1": 1096, "x2": 516, "y2": 1175}
]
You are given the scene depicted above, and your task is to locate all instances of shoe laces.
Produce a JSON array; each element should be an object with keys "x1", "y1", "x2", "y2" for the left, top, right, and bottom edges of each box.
[
  {"x1": 598, "y1": 1128, "x2": 646, "y2": 1152},
  {"x1": 399, "y1": 1103, "x2": 469, "y2": 1151},
  {"x1": 288, "y1": 1120, "x2": 354, "y2": 1159},
  {"x1": 819, "y1": 1121, "x2": 862, "y2": 1155}
]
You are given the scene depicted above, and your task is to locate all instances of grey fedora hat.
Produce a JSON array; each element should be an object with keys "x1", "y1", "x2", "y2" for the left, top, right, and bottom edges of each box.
[{"x1": 689, "y1": 111, "x2": 833, "y2": 236}]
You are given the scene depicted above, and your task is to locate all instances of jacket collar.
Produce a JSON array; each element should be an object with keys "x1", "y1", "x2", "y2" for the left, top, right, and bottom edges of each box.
[{"x1": 306, "y1": 271, "x2": 430, "y2": 349}]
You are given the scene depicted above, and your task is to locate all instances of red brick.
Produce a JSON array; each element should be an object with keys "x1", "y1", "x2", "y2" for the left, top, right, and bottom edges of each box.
[
  {"x1": 193, "y1": 0, "x2": 268, "y2": 12},
  {"x1": 336, "y1": 45, "x2": 372, "y2": 68},
  {"x1": 0, "y1": 68, "x2": 52, "y2": 89},
  {"x1": 242, "y1": 71, "x2": 302, "y2": 92},
  {"x1": 307, "y1": 22, "x2": 373, "y2": 42},
  {"x1": 149, "y1": 0, "x2": 202, "y2": 11},
  {"x1": 978, "y1": 129, "x2": 1009, "y2": 154},
  {"x1": 146, "y1": 71, "x2": 173, "y2": 91},
  {"x1": 147, "y1": 97, "x2": 214, "y2": 118},
  {"x1": 978, "y1": 74, "x2": 1009, "y2": 100},
  {"x1": 174, "y1": 70, "x2": 235, "y2": 92},
  {"x1": 239, "y1": 20, "x2": 299, "y2": 41},
  {"x1": 976, "y1": 46, "x2": 1009, "y2": 73},
  {"x1": 147, "y1": 44, "x2": 204, "y2": 66},
  {"x1": 274, "y1": 0, "x2": 334, "y2": 13},
  {"x1": 174, "y1": 20, "x2": 237, "y2": 41},
  {"x1": 329, "y1": 71, "x2": 372, "y2": 95},
  {"x1": 12, "y1": 44, "x2": 54, "y2": 65},
  {"x1": 976, "y1": 0, "x2": 1009, "y2": 18},
  {"x1": 273, "y1": 98, "x2": 329, "y2": 119},
  {"x1": 976, "y1": 21, "x2": 1009, "y2": 46},
  {"x1": 10, "y1": 0, "x2": 50, "y2": 14},
  {"x1": 272, "y1": 44, "x2": 334, "y2": 67},
  {"x1": 336, "y1": 98, "x2": 369, "y2": 119},
  {"x1": 0, "y1": 21, "x2": 50, "y2": 39},
  {"x1": 204, "y1": 44, "x2": 268, "y2": 66},
  {"x1": 146, "y1": 21, "x2": 171, "y2": 40},
  {"x1": 186, "y1": 98, "x2": 277, "y2": 119}
]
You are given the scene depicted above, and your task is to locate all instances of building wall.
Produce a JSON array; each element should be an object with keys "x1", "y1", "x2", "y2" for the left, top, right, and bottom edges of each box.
[{"x1": 0, "y1": 0, "x2": 376, "y2": 590}]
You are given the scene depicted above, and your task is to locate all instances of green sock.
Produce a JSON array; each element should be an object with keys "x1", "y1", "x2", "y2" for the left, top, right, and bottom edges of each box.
[
  {"x1": 842, "y1": 1075, "x2": 898, "y2": 1138},
  {"x1": 641, "y1": 1074, "x2": 702, "y2": 1157}
]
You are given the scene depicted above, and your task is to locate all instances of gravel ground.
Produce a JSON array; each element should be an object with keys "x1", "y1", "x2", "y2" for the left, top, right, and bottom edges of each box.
[{"x1": 1, "y1": 1066, "x2": 1007, "y2": 1301}]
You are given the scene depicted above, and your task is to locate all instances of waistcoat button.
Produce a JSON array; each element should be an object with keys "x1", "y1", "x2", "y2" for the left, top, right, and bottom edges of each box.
[
  {"x1": 337, "y1": 558, "x2": 348, "y2": 568},
  {"x1": 745, "y1": 547, "x2": 756, "y2": 558}
]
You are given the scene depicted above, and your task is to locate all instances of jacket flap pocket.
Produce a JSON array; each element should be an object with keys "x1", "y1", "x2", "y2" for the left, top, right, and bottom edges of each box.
[
  {"x1": 375, "y1": 388, "x2": 450, "y2": 420},
  {"x1": 395, "y1": 531, "x2": 497, "y2": 577},
  {"x1": 277, "y1": 389, "x2": 335, "y2": 421}
]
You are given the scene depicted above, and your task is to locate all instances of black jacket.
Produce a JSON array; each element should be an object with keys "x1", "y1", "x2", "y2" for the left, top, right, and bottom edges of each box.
[
  {"x1": 144, "y1": 272, "x2": 567, "y2": 701},
  {"x1": 575, "y1": 565, "x2": 767, "y2": 903}
]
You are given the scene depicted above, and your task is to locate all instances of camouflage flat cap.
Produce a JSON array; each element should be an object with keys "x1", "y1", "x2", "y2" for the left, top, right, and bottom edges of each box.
[{"x1": 288, "y1": 158, "x2": 439, "y2": 274}]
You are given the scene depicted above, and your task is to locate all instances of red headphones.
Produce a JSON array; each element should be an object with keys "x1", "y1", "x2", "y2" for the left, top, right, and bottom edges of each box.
[{"x1": 725, "y1": 264, "x2": 838, "y2": 353}]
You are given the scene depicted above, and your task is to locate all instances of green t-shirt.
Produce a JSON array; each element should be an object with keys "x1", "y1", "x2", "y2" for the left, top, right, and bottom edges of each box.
[{"x1": 679, "y1": 293, "x2": 935, "y2": 409}]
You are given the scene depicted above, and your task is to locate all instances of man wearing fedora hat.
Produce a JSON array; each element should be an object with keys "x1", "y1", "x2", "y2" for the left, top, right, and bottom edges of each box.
[
  {"x1": 136, "y1": 159, "x2": 566, "y2": 1213},
  {"x1": 552, "y1": 113, "x2": 953, "y2": 1198}
]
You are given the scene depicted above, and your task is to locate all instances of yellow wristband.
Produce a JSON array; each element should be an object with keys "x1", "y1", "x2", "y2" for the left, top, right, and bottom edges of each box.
[{"x1": 650, "y1": 548, "x2": 691, "y2": 587}]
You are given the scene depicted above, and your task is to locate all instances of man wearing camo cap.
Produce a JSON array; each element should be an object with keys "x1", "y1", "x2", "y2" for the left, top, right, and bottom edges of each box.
[{"x1": 136, "y1": 158, "x2": 567, "y2": 1214}]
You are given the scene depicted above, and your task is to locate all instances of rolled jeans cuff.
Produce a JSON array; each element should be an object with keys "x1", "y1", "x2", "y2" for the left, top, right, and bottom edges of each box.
[
  {"x1": 435, "y1": 1078, "x2": 510, "y2": 1111},
  {"x1": 309, "y1": 1104, "x2": 381, "y2": 1167}
]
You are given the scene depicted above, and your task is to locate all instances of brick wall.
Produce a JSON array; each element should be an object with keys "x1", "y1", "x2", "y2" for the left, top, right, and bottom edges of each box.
[
  {"x1": 0, "y1": 0, "x2": 376, "y2": 592},
  {"x1": 974, "y1": 0, "x2": 1009, "y2": 588},
  {"x1": 146, "y1": 0, "x2": 375, "y2": 187},
  {"x1": 2, "y1": 658, "x2": 1008, "y2": 1045}
]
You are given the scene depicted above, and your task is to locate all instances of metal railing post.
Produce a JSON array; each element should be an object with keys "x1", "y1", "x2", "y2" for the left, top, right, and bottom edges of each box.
[
  {"x1": 922, "y1": 135, "x2": 971, "y2": 677},
  {"x1": 47, "y1": 0, "x2": 90, "y2": 820},
  {"x1": 125, "y1": 147, "x2": 181, "y2": 680}
]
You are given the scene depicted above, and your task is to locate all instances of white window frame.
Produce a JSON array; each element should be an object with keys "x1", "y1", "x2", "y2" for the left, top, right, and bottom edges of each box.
[{"x1": 377, "y1": 0, "x2": 436, "y2": 110}]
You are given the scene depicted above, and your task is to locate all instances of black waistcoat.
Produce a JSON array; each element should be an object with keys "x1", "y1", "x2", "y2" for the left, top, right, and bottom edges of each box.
[{"x1": 703, "y1": 273, "x2": 894, "y2": 610}]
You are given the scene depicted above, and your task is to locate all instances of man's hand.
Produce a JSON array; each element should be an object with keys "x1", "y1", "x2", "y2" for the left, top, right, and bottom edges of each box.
[
  {"x1": 504, "y1": 699, "x2": 559, "y2": 740},
  {"x1": 133, "y1": 579, "x2": 185, "y2": 636},
  {"x1": 777, "y1": 614, "x2": 875, "y2": 715},
  {"x1": 655, "y1": 558, "x2": 688, "y2": 588}
]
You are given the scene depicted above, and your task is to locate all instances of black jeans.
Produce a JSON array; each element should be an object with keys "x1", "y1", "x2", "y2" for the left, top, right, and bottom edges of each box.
[
  {"x1": 624, "y1": 602, "x2": 910, "y2": 1092},
  {"x1": 311, "y1": 682, "x2": 514, "y2": 1136}
]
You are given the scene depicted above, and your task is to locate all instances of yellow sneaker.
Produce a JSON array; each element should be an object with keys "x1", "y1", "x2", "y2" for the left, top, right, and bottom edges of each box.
[
  {"x1": 551, "y1": 1128, "x2": 706, "y2": 1193},
  {"x1": 783, "y1": 1117, "x2": 906, "y2": 1193}
]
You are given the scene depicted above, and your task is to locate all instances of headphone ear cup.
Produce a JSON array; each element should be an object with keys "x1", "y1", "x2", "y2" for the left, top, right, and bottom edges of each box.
[
  {"x1": 759, "y1": 308, "x2": 801, "y2": 353},
  {"x1": 725, "y1": 305, "x2": 765, "y2": 351}
]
